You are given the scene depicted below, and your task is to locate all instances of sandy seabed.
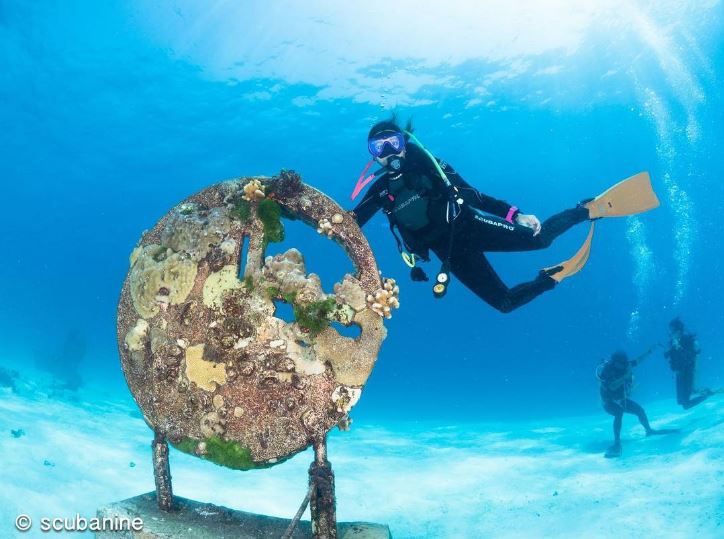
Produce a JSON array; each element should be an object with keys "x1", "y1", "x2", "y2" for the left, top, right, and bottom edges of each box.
[{"x1": 1, "y1": 384, "x2": 722, "y2": 538}]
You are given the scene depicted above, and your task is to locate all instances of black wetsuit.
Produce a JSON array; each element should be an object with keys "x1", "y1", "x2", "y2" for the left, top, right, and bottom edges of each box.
[
  {"x1": 352, "y1": 144, "x2": 589, "y2": 312},
  {"x1": 598, "y1": 359, "x2": 652, "y2": 443},
  {"x1": 665, "y1": 332, "x2": 707, "y2": 409}
]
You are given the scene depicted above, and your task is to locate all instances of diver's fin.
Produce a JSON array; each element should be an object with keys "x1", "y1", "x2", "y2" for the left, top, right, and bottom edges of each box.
[
  {"x1": 544, "y1": 222, "x2": 595, "y2": 283},
  {"x1": 604, "y1": 443, "x2": 622, "y2": 458},
  {"x1": 585, "y1": 172, "x2": 660, "y2": 219},
  {"x1": 647, "y1": 428, "x2": 679, "y2": 436}
]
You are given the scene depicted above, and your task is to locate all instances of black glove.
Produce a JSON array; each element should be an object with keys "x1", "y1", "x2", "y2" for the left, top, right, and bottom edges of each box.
[{"x1": 410, "y1": 267, "x2": 429, "y2": 282}]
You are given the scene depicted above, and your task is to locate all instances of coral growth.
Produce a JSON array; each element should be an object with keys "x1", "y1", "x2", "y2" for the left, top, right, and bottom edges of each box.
[
  {"x1": 268, "y1": 169, "x2": 303, "y2": 198},
  {"x1": 317, "y1": 213, "x2": 344, "y2": 238},
  {"x1": 161, "y1": 207, "x2": 231, "y2": 261},
  {"x1": 317, "y1": 218, "x2": 333, "y2": 237},
  {"x1": 331, "y1": 385, "x2": 362, "y2": 413},
  {"x1": 203, "y1": 265, "x2": 245, "y2": 310},
  {"x1": 366, "y1": 278, "x2": 400, "y2": 319},
  {"x1": 262, "y1": 249, "x2": 323, "y2": 302},
  {"x1": 334, "y1": 275, "x2": 368, "y2": 312},
  {"x1": 185, "y1": 344, "x2": 227, "y2": 391},
  {"x1": 125, "y1": 319, "x2": 149, "y2": 352},
  {"x1": 337, "y1": 415, "x2": 352, "y2": 432},
  {"x1": 241, "y1": 179, "x2": 265, "y2": 202},
  {"x1": 129, "y1": 245, "x2": 197, "y2": 318}
]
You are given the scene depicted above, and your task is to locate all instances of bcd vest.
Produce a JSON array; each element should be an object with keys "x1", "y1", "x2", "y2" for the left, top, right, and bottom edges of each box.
[{"x1": 386, "y1": 174, "x2": 435, "y2": 231}]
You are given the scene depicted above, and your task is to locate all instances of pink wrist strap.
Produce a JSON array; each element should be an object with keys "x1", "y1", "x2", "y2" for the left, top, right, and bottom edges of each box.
[{"x1": 505, "y1": 206, "x2": 518, "y2": 223}]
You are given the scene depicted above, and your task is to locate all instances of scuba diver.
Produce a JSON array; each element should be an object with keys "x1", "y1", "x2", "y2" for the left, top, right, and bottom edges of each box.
[
  {"x1": 596, "y1": 348, "x2": 674, "y2": 458},
  {"x1": 664, "y1": 318, "x2": 716, "y2": 409},
  {"x1": 349, "y1": 116, "x2": 660, "y2": 312}
]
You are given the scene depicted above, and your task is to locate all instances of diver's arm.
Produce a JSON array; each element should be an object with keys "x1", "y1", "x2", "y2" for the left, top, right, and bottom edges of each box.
[
  {"x1": 350, "y1": 178, "x2": 385, "y2": 227},
  {"x1": 433, "y1": 159, "x2": 540, "y2": 232},
  {"x1": 631, "y1": 344, "x2": 660, "y2": 366},
  {"x1": 436, "y1": 159, "x2": 520, "y2": 219}
]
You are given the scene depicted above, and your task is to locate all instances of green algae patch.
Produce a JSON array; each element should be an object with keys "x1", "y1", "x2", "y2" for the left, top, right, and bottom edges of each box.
[
  {"x1": 231, "y1": 198, "x2": 251, "y2": 222},
  {"x1": 203, "y1": 436, "x2": 256, "y2": 470},
  {"x1": 257, "y1": 199, "x2": 284, "y2": 244},
  {"x1": 244, "y1": 275, "x2": 254, "y2": 291},
  {"x1": 171, "y1": 436, "x2": 272, "y2": 470},
  {"x1": 294, "y1": 298, "x2": 337, "y2": 336},
  {"x1": 172, "y1": 438, "x2": 198, "y2": 455},
  {"x1": 265, "y1": 286, "x2": 334, "y2": 336},
  {"x1": 266, "y1": 286, "x2": 280, "y2": 299},
  {"x1": 266, "y1": 286, "x2": 297, "y2": 304}
]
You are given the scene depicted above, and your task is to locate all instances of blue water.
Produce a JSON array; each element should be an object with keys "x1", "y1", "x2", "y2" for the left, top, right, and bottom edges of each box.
[{"x1": 1, "y1": 2, "x2": 723, "y2": 536}]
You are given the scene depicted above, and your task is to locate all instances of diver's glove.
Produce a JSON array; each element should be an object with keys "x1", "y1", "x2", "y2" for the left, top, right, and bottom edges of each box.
[
  {"x1": 410, "y1": 267, "x2": 429, "y2": 282},
  {"x1": 443, "y1": 185, "x2": 464, "y2": 222}
]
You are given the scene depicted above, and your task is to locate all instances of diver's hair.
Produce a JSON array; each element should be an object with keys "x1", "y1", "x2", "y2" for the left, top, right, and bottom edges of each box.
[
  {"x1": 610, "y1": 351, "x2": 629, "y2": 364},
  {"x1": 368, "y1": 113, "x2": 415, "y2": 140}
]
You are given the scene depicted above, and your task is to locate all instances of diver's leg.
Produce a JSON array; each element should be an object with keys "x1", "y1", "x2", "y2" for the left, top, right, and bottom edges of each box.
[
  {"x1": 682, "y1": 394, "x2": 708, "y2": 409},
  {"x1": 675, "y1": 372, "x2": 686, "y2": 406},
  {"x1": 625, "y1": 399, "x2": 679, "y2": 435},
  {"x1": 676, "y1": 368, "x2": 695, "y2": 408},
  {"x1": 613, "y1": 414, "x2": 623, "y2": 443},
  {"x1": 603, "y1": 401, "x2": 623, "y2": 456},
  {"x1": 439, "y1": 243, "x2": 556, "y2": 313},
  {"x1": 623, "y1": 399, "x2": 652, "y2": 434},
  {"x1": 678, "y1": 366, "x2": 711, "y2": 408},
  {"x1": 535, "y1": 206, "x2": 591, "y2": 247},
  {"x1": 470, "y1": 206, "x2": 589, "y2": 253}
]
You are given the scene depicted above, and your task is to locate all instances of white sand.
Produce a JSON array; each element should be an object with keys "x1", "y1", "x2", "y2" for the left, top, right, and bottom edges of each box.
[{"x1": 1, "y1": 386, "x2": 721, "y2": 538}]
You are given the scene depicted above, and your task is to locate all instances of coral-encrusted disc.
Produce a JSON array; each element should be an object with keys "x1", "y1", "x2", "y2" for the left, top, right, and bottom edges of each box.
[{"x1": 116, "y1": 173, "x2": 388, "y2": 469}]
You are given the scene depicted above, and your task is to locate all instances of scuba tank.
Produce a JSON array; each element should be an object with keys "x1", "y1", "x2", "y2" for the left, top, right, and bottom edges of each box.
[{"x1": 402, "y1": 131, "x2": 463, "y2": 299}]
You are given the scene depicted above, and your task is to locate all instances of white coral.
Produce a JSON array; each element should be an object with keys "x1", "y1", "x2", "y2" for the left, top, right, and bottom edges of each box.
[
  {"x1": 317, "y1": 218, "x2": 334, "y2": 238},
  {"x1": 242, "y1": 179, "x2": 265, "y2": 202},
  {"x1": 366, "y1": 278, "x2": 400, "y2": 319},
  {"x1": 262, "y1": 249, "x2": 324, "y2": 303},
  {"x1": 334, "y1": 275, "x2": 367, "y2": 312},
  {"x1": 317, "y1": 213, "x2": 344, "y2": 238}
]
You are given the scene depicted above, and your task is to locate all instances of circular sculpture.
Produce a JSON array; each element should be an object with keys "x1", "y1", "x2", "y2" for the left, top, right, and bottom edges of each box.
[{"x1": 116, "y1": 171, "x2": 397, "y2": 469}]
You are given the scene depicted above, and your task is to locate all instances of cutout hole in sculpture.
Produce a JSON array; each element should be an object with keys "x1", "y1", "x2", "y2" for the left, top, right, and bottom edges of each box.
[
  {"x1": 237, "y1": 235, "x2": 250, "y2": 279},
  {"x1": 272, "y1": 299, "x2": 295, "y2": 323},
  {"x1": 265, "y1": 218, "x2": 354, "y2": 294}
]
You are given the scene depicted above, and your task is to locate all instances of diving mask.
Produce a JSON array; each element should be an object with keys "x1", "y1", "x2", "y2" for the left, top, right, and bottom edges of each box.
[{"x1": 368, "y1": 131, "x2": 406, "y2": 158}]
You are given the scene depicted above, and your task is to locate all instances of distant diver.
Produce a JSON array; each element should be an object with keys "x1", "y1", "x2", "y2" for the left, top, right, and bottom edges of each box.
[
  {"x1": 349, "y1": 116, "x2": 660, "y2": 312},
  {"x1": 664, "y1": 318, "x2": 717, "y2": 409},
  {"x1": 596, "y1": 348, "x2": 675, "y2": 458}
]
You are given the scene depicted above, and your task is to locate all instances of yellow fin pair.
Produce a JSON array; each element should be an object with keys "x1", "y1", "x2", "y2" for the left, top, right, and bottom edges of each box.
[{"x1": 545, "y1": 172, "x2": 660, "y2": 283}]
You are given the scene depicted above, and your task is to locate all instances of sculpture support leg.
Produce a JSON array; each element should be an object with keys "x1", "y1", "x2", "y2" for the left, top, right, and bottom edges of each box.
[
  {"x1": 309, "y1": 437, "x2": 337, "y2": 539},
  {"x1": 152, "y1": 431, "x2": 174, "y2": 511}
]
